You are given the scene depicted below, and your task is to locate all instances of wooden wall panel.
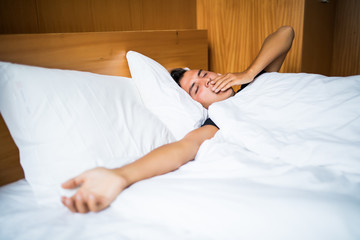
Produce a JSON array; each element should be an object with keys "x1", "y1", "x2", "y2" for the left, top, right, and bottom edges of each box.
[
  {"x1": 90, "y1": 0, "x2": 141, "y2": 31},
  {"x1": 36, "y1": 0, "x2": 139, "y2": 32},
  {"x1": 197, "y1": 0, "x2": 305, "y2": 76},
  {"x1": 141, "y1": 0, "x2": 197, "y2": 30},
  {"x1": 302, "y1": 0, "x2": 336, "y2": 76},
  {"x1": 0, "y1": 0, "x2": 196, "y2": 34},
  {"x1": 0, "y1": 0, "x2": 39, "y2": 33},
  {"x1": 331, "y1": 0, "x2": 360, "y2": 76},
  {"x1": 36, "y1": 0, "x2": 96, "y2": 33}
]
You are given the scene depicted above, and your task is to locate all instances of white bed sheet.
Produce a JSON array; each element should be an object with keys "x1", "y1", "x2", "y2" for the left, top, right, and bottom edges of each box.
[
  {"x1": 1, "y1": 72, "x2": 360, "y2": 240},
  {"x1": 1, "y1": 156, "x2": 359, "y2": 240}
]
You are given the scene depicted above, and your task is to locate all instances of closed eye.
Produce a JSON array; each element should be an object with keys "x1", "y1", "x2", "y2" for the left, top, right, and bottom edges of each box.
[{"x1": 195, "y1": 86, "x2": 199, "y2": 94}]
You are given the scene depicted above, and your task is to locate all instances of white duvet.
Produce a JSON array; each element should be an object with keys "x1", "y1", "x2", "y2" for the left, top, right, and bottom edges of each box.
[{"x1": 1, "y1": 73, "x2": 360, "y2": 240}]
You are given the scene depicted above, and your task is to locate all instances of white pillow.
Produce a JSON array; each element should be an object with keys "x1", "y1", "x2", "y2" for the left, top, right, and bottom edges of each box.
[
  {"x1": 126, "y1": 51, "x2": 207, "y2": 140},
  {"x1": 0, "y1": 61, "x2": 175, "y2": 205}
]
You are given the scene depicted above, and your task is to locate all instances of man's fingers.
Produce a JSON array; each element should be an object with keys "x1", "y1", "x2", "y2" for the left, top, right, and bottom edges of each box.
[
  {"x1": 62, "y1": 176, "x2": 83, "y2": 189},
  {"x1": 222, "y1": 82, "x2": 237, "y2": 92},
  {"x1": 62, "y1": 192, "x2": 101, "y2": 213},
  {"x1": 212, "y1": 76, "x2": 228, "y2": 91},
  {"x1": 88, "y1": 194, "x2": 101, "y2": 212},
  {"x1": 214, "y1": 77, "x2": 233, "y2": 92},
  {"x1": 213, "y1": 73, "x2": 237, "y2": 91},
  {"x1": 74, "y1": 193, "x2": 89, "y2": 213},
  {"x1": 62, "y1": 196, "x2": 77, "y2": 213},
  {"x1": 211, "y1": 75, "x2": 226, "y2": 85},
  {"x1": 217, "y1": 79, "x2": 233, "y2": 92},
  {"x1": 89, "y1": 194, "x2": 111, "y2": 212},
  {"x1": 61, "y1": 179, "x2": 76, "y2": 189}
]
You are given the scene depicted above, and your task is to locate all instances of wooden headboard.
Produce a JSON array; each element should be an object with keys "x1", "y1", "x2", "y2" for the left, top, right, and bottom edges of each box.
[{"x1": 0, "y1": 30, "x2": 208, "y2": 186}]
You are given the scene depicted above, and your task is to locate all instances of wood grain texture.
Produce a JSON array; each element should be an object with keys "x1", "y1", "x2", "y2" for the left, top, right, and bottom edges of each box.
[
  {"x1": 197, "y1": 0, "x2": 305, "y2": 78},
  {"x1": 0, "y1": 30, "x2": 208, "y2": 77},
  {"x1": 0, "y1": 0, "x2": 197, "y2": 34},
  {"x1": 140, "y1": 0, "x2": 197, "y2": 30},
  {"x1": 331, "y1": 0, "x2": 360, "y2": 76},
  {"x1": 0, "y1": 0, "x2": 39, "y2": 33},
  {"x1": 0, "y1": 30, "x2": 208, "y2": 186},
  {"x1": 302, "y1": 0, "x2": 336, "y2": 76}
]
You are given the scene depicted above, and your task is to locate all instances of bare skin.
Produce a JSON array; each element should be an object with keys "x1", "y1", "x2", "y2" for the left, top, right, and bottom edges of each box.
[{"x1": 61, "y1": 26, "x2": 294, "y2": 213}]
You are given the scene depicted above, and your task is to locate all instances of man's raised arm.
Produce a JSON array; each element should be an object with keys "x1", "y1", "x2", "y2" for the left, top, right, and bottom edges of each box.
[{"x1": 211, "y1": 25, "x2": 295, "y2": 93}]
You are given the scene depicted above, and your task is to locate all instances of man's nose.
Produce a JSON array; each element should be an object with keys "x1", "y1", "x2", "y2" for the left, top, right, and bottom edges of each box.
[{"x1": 202, "y1": 78, "x2": 210, "y2": 88}]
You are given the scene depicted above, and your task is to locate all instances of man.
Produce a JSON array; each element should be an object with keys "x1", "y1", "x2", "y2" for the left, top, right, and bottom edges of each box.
[{"x1": 61, "y1": 25, "x2": 295, "y2": 213}]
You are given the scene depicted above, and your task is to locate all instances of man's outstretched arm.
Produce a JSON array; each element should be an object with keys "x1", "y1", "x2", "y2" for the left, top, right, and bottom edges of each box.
[{"x1": 61, "y1": 125, "x2": 218, "y2": 213}]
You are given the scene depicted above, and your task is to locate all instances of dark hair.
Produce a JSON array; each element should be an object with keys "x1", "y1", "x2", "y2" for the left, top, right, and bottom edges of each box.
[{"x1": 170, "y1": 68, "x2": 188, "y2": 86}]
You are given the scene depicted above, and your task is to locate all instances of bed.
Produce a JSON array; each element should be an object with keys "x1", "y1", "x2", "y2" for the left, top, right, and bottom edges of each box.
[{"x1": 0, "y1": 30, "x2": 360, "y2": 240}]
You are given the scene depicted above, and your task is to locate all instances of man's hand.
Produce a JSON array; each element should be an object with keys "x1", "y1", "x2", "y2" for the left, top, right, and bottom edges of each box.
[
  {"x1": 61, "y1": 167, "x2": 128, "y2": 213},
  {"x1": 211, "y1": 70, "x2": 255, "y2": 93}
]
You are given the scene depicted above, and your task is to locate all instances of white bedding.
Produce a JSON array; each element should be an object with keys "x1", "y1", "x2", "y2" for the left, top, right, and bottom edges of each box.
[
  {"x1": 1, "y1": 169, "x2": 359, "y2": 239},
  {"x1": 1, "y1": 72, "x2": 360, "y2": 239}
]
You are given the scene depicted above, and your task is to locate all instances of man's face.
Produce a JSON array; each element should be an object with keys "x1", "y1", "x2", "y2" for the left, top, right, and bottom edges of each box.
[{"x1": 180, "y1": 69, "x2": 234, "y2": 109}]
